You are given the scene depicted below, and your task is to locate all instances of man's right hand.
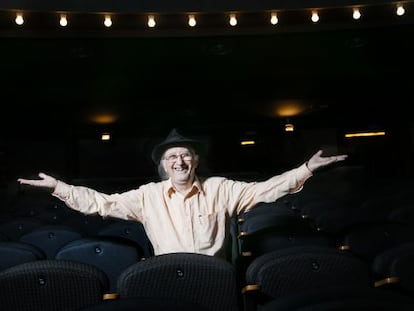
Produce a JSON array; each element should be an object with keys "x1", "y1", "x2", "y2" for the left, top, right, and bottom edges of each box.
[{"x1": 17, "y1": 172, "x2": 58, "y2": 191}]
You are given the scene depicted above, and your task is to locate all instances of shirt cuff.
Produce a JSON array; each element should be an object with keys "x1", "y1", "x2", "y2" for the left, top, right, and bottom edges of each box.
[
  {"x1": 52, "y1": 180, "x2": 72, "y2": 200},
  {"x1": 292, "y1": 163, "x2": 313, "y2": 193}
]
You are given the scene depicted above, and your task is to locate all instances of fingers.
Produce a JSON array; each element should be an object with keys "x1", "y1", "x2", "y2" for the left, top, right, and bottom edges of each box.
[
  {"x1": 316, "y1": 150, "x2": 347, "y2": 162},
  {"x1": 18, "y1": 174, "x2": 42, "y2": 184},
  {"x1": 327, "y1": 155, "x2": 347, "y2": 163},
  {"x1": 17, "y1": 177, "x2": 29, "y2": 183},
  {"x1": 308, "y1": 151, "x2": 348, "y2": 172},
  {"x1": 332, "y1": 155, "x2": 348, "y2": 162},
  {"x1": 17, "y1": 178, "x2": 35, "y2": 186},
  {"x1": 337, "y1": 155, "x2": 348, "y2": 161},
  {"x1": 314, "y1": 150, "x2": 323, "y2": 157},
  {"x1": 19, "y1": 178, "x2": 39, "y2": 185},
  {"x1": 17, "y1": 173, "x2": 55, "y2": 188}
]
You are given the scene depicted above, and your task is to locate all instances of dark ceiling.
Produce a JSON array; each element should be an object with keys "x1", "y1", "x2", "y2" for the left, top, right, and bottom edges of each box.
[{"x1": 1, "y1": 1, "x2": 414, "y2": 138}]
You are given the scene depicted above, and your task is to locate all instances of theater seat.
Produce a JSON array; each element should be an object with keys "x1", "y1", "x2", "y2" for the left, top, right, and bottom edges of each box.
[
  {"x1": 0, "y1": 259, "x2": 109, "y2": 311},
  {"x1": 0, "y1": 217, "x2": 43, "y2": 240},
  {"x1": 373, "y1": 242, "x2": 414, "y2": 295},
  {"x1": 0, "y1": 241, "x2": 45, "y2": 271},
  {"x1": 19, "y1": 224, "x2": 83, "y2": 258},
  {"x1": 116, "y1": 252, "x2": 241, "y2": 311},
  {"x1": 241, "y1": 245, "x2": 372, "y2": 311},
  {"x1": 97, "y1": 220, "x2": 154, "y2": 258},
  {"x1": 55, "y1": 236, "x2": 145, "y2": 293}
]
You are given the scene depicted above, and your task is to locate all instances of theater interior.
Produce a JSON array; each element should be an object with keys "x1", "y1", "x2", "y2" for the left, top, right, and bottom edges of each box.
[
  {"x1": 0, "y1": 1, "x2": 413, "y2": 193},
  {"x1": 1, "y1": 1, "x2": 414, "y2": 310}
]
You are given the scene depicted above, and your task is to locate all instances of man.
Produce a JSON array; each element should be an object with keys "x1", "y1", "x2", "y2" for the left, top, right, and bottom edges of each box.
[{"x1": 17, "y1": 128, "x2": 347, "y2": 257}]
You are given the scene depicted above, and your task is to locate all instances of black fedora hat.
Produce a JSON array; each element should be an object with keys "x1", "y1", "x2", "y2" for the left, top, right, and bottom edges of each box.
[{"x1": 151, "y1": 128, "x2": 205, "y2": 163}]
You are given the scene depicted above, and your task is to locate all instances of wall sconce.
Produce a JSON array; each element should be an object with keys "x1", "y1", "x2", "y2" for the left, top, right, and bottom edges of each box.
[
  {"x1": 285, "y1": 123, "x2": 295, "y2": 132},
  {"x1": 345, "y1": 131, "x2": 385, "y2": 138},
  {"x1": 101, "y1": 133, "x2": 111, "y2": 141},
  {"x1": 240, "y1": 140, "x2": 255, "y2": 146}
]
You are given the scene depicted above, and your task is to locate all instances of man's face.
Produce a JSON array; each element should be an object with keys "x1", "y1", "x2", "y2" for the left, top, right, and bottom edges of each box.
[{"x1": 162, "y1": 146, "x2": 198, "y2": 186}]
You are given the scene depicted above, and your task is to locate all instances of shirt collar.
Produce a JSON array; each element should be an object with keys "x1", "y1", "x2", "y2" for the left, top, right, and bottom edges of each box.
[{"x1": 165, "y1": 176, "x2": 203, "y2": 198}]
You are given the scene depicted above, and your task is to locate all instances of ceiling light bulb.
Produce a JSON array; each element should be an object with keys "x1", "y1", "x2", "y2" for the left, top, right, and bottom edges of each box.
[
  {"x1": 15, "y1": 13, "x2": 24, "y2": 25},
  {"x1": 59, "y1": 14, "x2": 68, "y2": 27},
  {"x1": 188, "y1": 14, "x2": 196, "y2": 27},
  {"x1": 229, "y1": 14, "x2": 237, "y2": 26},
  {"x1": 270, "y1": 12, "x2": 278, "y2": 25},
  {"x1": 104, "y1": 15, "x2": 112, "y2": 27},
  {"x1": 311, "y1": 11, "x2": 319, "y2": 23},
  {"x1": 148, "y1": 15, "x2": 156, "y2": 28},
  {"x1": 396, "y1": 4, "x2": 405, "y2": 16},
  {"x1": 352, "y1": 8, "x2": 361, "y2": 20}
]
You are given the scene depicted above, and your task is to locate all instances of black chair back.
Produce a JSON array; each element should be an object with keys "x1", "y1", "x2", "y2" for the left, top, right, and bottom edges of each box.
[
  {"x1": 0, "y1": 259, "x2": 109, "y2": 311},
  {"x1": 373, "y1": 242, "x2": 414, "y2": 295},
  {"x1": 0, "y1": 241, "x2": 45, "y2": 271},
  {"x1": 117, "y1": 252, "x2": 241, "y2": 311},
  {"x1": 242, "y1": 246, "x2": 372, "y2": 310},
  {"x1": 19, "y1": 224, "x2": 83, "y2": 258},
  {"x1": 0, "y1": 217, "x2": 43, "y2": 240},
  {"x1": 56, "y1": 236, "x2": 145, "y2": 293},
  {"x1": 97, "y1": 220, "x2": 154, "y2": 258}
]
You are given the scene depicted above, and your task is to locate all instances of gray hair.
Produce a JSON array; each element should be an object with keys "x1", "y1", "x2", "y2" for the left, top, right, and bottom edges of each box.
[{"x1": 157, "y1": 162, "x2": 169, "y2": 180}]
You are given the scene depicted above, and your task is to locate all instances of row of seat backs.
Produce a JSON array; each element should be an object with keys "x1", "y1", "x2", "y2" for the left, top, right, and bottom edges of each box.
[
  {"x1": 0, "y1": 252, "x2": 241, "y2": 311},
  {"x1": 240, "y1": 244, "x2": 414, "y2": 310},
  {"x1": 0, "y1": 236, "x2": 145, "y2": 293},
  {"x1": 286, "y1": 185, "x2": 414, "y2": 233},
  {"x1": 0, "y1": 219, "x2": 154, "y2": 293},
  {"x1": 0, "y1": 218, "x2": 154, "y2": 257},
  {"x1": 232, "y1": 199, "x2": 334, "y2": 273},
  {"x1": 234, "y1": 197, "x2": 414, "y2": 268},
  {"x1": 230, "y1": 188, "x2": 414, "y2": 309},
  {"x1": 1, "y1": 240, "x2": 414, "y2": 311}
]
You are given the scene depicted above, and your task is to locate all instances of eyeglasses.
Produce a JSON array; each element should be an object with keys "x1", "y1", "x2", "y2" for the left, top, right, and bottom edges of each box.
[{"x1": 163, "y1": 152, "x2": 193, "y2": 163}]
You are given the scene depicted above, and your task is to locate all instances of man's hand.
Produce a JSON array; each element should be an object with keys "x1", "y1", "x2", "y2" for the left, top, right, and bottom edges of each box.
[
  {"x1": 17, "y1": 172, "x2": 58, "y2": 191},
  {"x1": 307, "y1": 150, "x2": 348, "y2": 173}
]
